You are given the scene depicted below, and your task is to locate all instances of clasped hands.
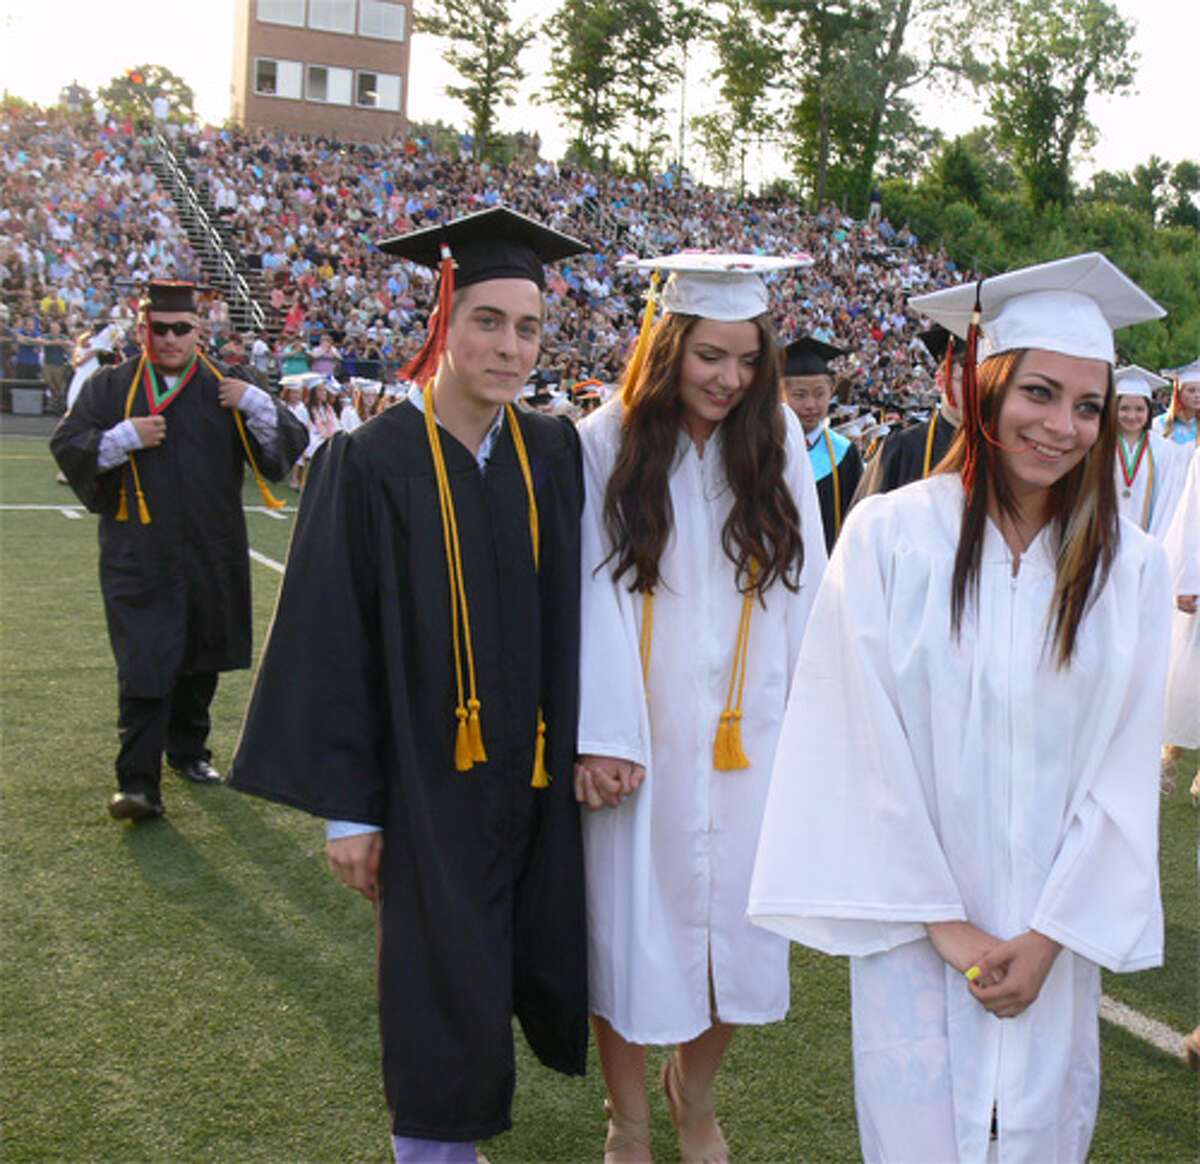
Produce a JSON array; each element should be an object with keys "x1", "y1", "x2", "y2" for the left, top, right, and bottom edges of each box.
[
  {"x1": 573, "y1": 753, "x2": 645, "y2": 810},
  {"x1": 926, "y1": 920, "x2": 1062, "y2": 1019}
]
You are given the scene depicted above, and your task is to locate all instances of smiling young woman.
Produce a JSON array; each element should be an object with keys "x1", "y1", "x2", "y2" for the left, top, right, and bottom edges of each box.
[
  {"x1": 751, "y1": 253, "x2": 1173, "y2": 1163},
  {"x1": 575, "y1": 253, "x2": 826, "y2": 1163}
]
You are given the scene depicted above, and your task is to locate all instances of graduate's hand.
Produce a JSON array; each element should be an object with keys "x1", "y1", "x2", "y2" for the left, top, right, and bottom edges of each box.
[
  {"x1": 327, "y1": 832, "x2": 384, "y2": 902},
  {"x1": 217, "y1": 378, "x2": 251, "y2": 409},
  {"x1": 967, "y1": 930, "x2": 1062, "y2": 1018},
  {"x1": 573, "y1": 754, "x2": 644, "y2": 810},
  {"x1": 1176, "y1": 594, "x2": 1198, "y2": 614},
  {"x1": 925, "y1": 920, "x2": 1002, "y2": 978},
  {"x1": 130, "y1": 415, "x2": 166, "y2": 448}
]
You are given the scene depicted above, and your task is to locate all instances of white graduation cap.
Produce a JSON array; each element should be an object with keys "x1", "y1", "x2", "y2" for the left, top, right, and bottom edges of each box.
[
  {"x1": 1161, "y1": 357, "x2": 1200, "y2": 385},
  {"x1": 909, "y1": 252, "x2": 1165, "y2": 365},
  {"x1": 622, "y1": 252, "x2": 811, "y2": 322},
  {"x1": 1113, "y1": 364, "x2": 1169, "y2": 400},
  {"x1": 350, "y1": 377, "x2": 382, "y2": 395}
]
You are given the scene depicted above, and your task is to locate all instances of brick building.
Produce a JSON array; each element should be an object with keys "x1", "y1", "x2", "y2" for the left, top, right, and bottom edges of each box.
[{"x1": 231, "y1": 0, "x2": 411, "y2": 140}]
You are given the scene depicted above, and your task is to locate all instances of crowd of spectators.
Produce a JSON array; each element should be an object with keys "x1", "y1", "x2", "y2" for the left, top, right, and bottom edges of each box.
[{"x1": 3, "y1": 102, "x2": 971, "y2": 422}]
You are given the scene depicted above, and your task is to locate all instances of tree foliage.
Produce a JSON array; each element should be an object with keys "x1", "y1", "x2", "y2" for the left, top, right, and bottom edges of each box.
[
  {"x1": 96, "y1": 65, "x2": 195, "y2": 123},
  {"x1": 978, "y1": 0, "x2": 1136, "y2": 211},
  {"x1": 1083, "y1": 157, "x2": 1200, "y2": 231},
  {"x1": 413, "y1": 0, "x2": 535, "y2": 161}
]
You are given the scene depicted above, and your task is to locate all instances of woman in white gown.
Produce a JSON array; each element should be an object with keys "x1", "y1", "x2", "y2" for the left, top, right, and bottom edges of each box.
[
  {"x1": 576, "y1": 254, "x2": 826, "y2": 1162},
  {"x1": 1111, "y1": 364, "x2": 1186, "y2": 538},
  {"x1": 1152, "y1": 357, "x2": 1199, "y2": 456},
  {"x1": 750, "y1": 253, "x2": 1172, "y2": 1163}
]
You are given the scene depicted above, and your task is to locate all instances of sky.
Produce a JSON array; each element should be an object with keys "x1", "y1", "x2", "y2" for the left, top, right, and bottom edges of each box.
[{"x1": 2, "y1": 0, "x2": 1194, "y2": 189}]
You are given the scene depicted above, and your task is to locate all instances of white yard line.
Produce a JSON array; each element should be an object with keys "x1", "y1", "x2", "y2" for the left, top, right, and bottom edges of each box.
[
  {"x1": 1099, "y1": 994, "x2": 1188, "y2": 1061},
  {"x1": 0, "y1": 504, "x2": 295, "y2": 518}
]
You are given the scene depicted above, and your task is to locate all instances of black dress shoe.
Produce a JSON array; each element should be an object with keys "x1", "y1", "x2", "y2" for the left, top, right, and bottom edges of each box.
[
  {"x1": 108, "y1": 791, "x2": 165, "y2": 820},
  {"x1": 170, "y1": 758, "x2": 222, "y2": 785}
]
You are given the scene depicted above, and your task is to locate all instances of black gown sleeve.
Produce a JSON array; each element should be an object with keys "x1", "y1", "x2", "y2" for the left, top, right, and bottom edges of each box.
[
  {"x1": 227, "y1": 431, "x2": 388, "y2": 823},
  {"x1": 212, "y1": 357, "x2": 308, "y2": 479},
  {"x1": 49, "y1": 366, "x2": 123, "y2": 515}
]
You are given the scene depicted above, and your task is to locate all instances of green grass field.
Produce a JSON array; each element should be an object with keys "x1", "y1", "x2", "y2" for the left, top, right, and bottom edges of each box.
[{"x1": 2, "y1": 433, "x2": 1196, "y2": 1161}]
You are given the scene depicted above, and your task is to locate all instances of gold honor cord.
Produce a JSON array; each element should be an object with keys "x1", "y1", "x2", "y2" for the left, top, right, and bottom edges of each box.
[
  {"x1": 1141, "y1": 444, "x2": 1155, "y2": 530},
  {"x1": 823, "y1": 426, "x2": 842, "y2": 537},
  {"x1": 422, "y1": 384, "x2": 550, "y2": 787},
  {"x1": 922, "y1": 414, "x2": 938, "y2": 478},
  {"x1": 116, "y1": 351, "x2": 151, "y2": 523},
  {"x1": 198, "y1": 354, "x2": 286, "y2": 511},
  {"x1": 640, "y1": 564, "x2": 757, "y2": 772}
]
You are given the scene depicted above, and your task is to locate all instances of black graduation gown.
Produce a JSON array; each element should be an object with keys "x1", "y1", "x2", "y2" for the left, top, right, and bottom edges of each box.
[
  {"x1": 49, "y1": 354, "x2": 308, "y2": 698},
  {"x1": 810, "y1": 430, "x2": 863, "y2": 552},
  {"x1": 226, "y1": 401, "x2": 588, "y2": 1142},
  {"x1": 871, "y1": 412, "x2": 958, "y2": 495}
]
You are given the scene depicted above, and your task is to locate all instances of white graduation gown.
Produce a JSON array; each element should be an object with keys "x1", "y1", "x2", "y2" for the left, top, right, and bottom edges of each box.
[
  {"x1": 1163, "y1": 453, "x2": 1200, "y2": 747},
  {"x1": 1114, "y1": 430, "x2": 1187, "y2": 538},
  {"x1": 578, "y1": 397, "x2": 827, "y2": 1044},
  {"x1": 749, "y1": 473, "x2": 1169, "y2": 1163},
  {"x1": 1151, "y1": 412, "x2": 1198, "y2": 458},
  {"x1": 66, "y1": 324, "x2": 120, "y2": 410}
]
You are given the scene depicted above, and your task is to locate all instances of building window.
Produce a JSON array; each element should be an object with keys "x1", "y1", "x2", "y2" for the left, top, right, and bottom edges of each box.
[
  {"x1": 360, "y1": 0, "x2": 406, "y2": 41},
  {"x1": 256, "y1": 58, "x2": 303, "y2": 99},
  {"x1": 356, "y1": 70, "x2": 403, "y2": 112},
  {"x1": 258, "y1": 0, "x2": 304, "y2": 27},
  {"x1": 309, "y1": 0, "x2": 355, "y2": 33},
  {"x1": 306, "y1": 64, "x2": 353, "y2": 105}
]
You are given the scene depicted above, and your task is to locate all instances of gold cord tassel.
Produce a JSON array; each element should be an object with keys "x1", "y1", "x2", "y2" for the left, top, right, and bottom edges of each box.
[
  {"x1": 467, "y1": 697, "x2": 487, "y2": 763},
  {"x1": 531, "y1": 711, "x2": 550, "y2": 788},
  {"x1": 454, "y1": 707, "x2": 472, "y2": 772},
  {"x1": 115, "y1": 486, "x2": 128, "y2": 522},
  {"x1": 713, "y1": 565, "x2": 756, "y2": 771},
  {"x1": 620, "y1": 269, "x2": 660, "y2": 407},
  {"x1": 118, "y1": 354, "x2": 149, "y2": 523}
]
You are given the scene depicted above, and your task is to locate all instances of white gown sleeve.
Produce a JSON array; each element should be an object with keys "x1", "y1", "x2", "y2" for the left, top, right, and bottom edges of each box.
[
  {"x1": 749, "y1": 495, "x2": 966, "y2": 955},
  {"x1": 1030, "y1": 539, "x2": 1171, "y2": 971},
  {"x1": 576, "y1": 405, "x2": 651, "y2": 767}
]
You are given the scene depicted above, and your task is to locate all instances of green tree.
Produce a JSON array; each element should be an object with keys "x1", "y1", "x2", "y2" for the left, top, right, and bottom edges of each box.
[
  {"x1": 662, "y1": 1, "x2": 718, "y2": 172},
  {"x1": 97, "y1": 64, "x2": 195, "y2": 122},
  {"x1": 541, "y1": 0, "x2": 624, "y2": 168},
  {"x1": 413, "y1": 0, "x2": 534, "y2": 161},
  {"x1": 980, "y1": 0, "x2": 1136, "y2": 211},
  {"x1": 611, "y1": 0, "x2": 673, "y2": 178}
]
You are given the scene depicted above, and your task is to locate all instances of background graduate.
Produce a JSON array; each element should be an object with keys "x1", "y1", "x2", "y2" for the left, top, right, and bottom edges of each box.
[
  {"x1": 750, "y1": 252, "x2": 1170, "y2": 1162},
  {"x1": 226, "y1": 207, "x2": 590, "y2": 1163},
  {"x1": 781, "y1": 335, "x2": 861, "y2": 549},
  {"x1": 852, "y1": 324, "x2": 965, "y2": 503},
  {"x1": 51, "y1": 280, "x2": 307, "y2": 819},
  {"x1": 575, "y1": 253, "x2": 826, "y2": 1163},
  {"x1": 1152, "y1": 356, "x2": 1199, "y2": 455}
]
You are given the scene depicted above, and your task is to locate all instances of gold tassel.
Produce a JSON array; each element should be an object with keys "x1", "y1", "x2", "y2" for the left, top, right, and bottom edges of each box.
[
  {"x1": 620, "y1": 269, "x2": 660, "y2": 407},
  {"x1": 724, "y1": 712, "x2": 750, "y2": 770},
  {"x1": 531, "y1": 710, "x2": 550, "y2": 788},
  {"x1": 467, "y1": 697, "x2": 487, "y2": 763},
  {"x1": 136, "y1": 489, "x2": 151, "y2": 524},
  {"x1": 454, "y1": 707, "x2": 473, "y2": 772},
  {"x1": 713, "y1": 712, "x2": 733, "y2": 769},
  {"x1": 256, "y1": 478, "x2": 287, "y2": 510},
  {"x1": 115, "y1": 486, "x2": 128, "y2": 522}
]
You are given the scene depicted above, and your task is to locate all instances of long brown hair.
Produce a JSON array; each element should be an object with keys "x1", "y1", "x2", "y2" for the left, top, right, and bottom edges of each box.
[
  {"x1": 603, "y1": 311, "x2": 805, "y2": 596},
  {"x1": 938, "y1": 349, "x2": 1120, "y2": 667}
]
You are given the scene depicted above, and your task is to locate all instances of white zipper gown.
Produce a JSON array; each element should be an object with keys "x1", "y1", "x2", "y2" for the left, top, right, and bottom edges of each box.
[
  {"x1": 749, "y1": 473, "x2": 1170, "y2": 1162},
  {"x1": 578, "y1": 397, "x2": 827, "y2": 1044},
  {"x1": 1113, "y1": 429, "x2": 1188, "y2": 537}
]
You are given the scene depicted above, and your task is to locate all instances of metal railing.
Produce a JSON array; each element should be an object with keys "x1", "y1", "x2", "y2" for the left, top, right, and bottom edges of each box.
[{"x1": 151, "y1": 132, "x2": 266, "y2": 334}]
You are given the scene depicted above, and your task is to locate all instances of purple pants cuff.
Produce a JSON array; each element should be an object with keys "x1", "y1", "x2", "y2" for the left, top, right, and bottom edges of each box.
[{"x1": 391, "y1": 1134, "x2": 476, "y2": 1163}]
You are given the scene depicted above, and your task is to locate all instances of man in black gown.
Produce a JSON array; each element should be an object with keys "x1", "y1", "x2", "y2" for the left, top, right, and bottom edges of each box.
[
  {"x1": 782, "y1": 335, "x2": 862, "y2": 551},
  {"x1": 226, "y1": 208, "x2": 590, "y2": 1161},
  {"x1": 852, "y1": 325, "x2": 964, "y2": 503},
  {"x1": 50, "y1": 281, "x2": 307, "y2": 820}
]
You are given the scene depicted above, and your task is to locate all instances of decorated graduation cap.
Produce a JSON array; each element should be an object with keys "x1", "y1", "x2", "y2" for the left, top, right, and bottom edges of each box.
[
  {"x1": 782, "y1": 336, "x2": 846, "y2": 378},
  {"x1": 380, "y1": 206, "x2": 588, "y2": 389},
  {"x1": 1113, "y1": 364, "x2": 1169, "y2": 400},
  {"x1": 619, "y1": 252, "x2": 810, "y2": 406},
  {"x1": 908, "y1": 252, "x2": 1166, "y2": 493}
]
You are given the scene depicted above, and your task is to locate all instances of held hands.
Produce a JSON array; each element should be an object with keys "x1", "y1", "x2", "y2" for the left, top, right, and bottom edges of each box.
[
  {"x1": 217, "y1": 378, "x2": 251, "y2": 409},
  {"x1": 327, "y1": 831, "x2": 384, "y2": 902},
  {"x1": 130, "y1": 415, "x2": 167, "y2": 448},
  {"x1": 1177, "y1": 594, "x2": 1198, "y2": 614},
  {"x1": 573, "y1": 754, "x2": 645, "y2": 810}
]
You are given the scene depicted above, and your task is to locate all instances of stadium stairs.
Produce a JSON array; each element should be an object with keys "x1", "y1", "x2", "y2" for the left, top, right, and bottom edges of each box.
[{"x1": 148, "y1": 132, "x2": 274, "y2": 350}]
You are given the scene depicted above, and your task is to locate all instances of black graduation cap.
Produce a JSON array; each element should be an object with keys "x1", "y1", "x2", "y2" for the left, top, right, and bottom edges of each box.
[
  {"x1": 115, "y1": 278, "x2": 208, "y2": 313},
  {"x1": 917, "y1": 325, "x2": 967, "y2": 364},
  {"x1": 782, "y1": 336, "x2": 847, "y2": 377},
  {"x1": 378, "y1": 206, "x2": 588, "y2": 291}
]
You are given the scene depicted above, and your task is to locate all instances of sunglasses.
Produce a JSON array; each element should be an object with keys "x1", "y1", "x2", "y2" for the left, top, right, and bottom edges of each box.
[{"x1": 149, "y1": 321, "x2": 196, "y2": 337}]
